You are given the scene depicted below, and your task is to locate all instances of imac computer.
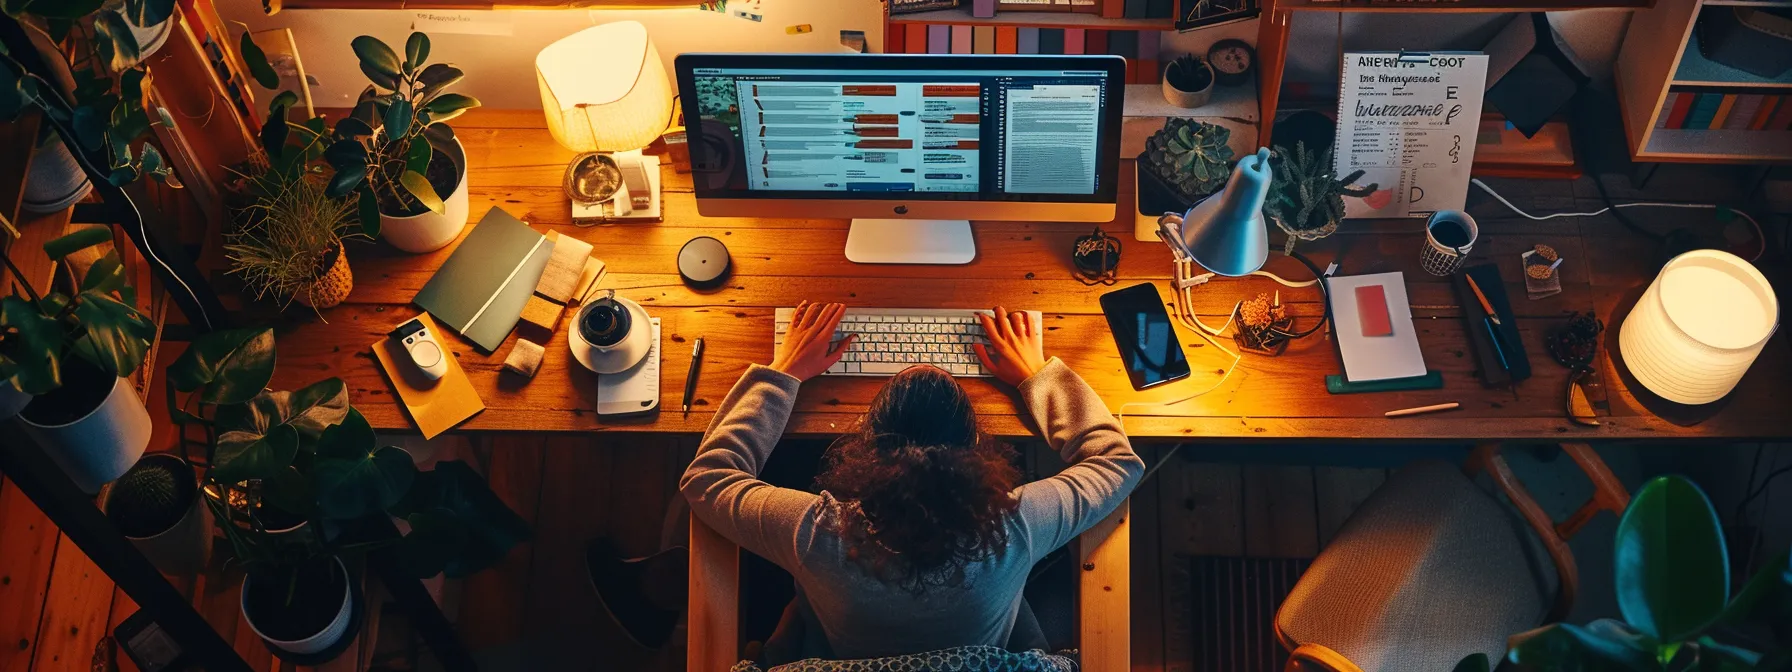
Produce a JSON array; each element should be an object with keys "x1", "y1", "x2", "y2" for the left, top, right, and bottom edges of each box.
[{"x1": 675, "y1": 54, "x2": 1126, "y2": 265}]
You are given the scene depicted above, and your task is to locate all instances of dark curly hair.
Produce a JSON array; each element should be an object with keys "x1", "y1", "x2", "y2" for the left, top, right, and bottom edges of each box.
[{"x1": 816, "y1": 365, "x2": 1021, "y2": 592}]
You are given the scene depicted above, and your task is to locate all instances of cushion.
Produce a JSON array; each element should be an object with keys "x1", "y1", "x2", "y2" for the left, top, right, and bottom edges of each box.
[
  {"x1": 730, "y1": 646, "x2": 1079, "y2": 672},
  {"x1": 1274, "y1": 460, "x2": 1556, "y2": 672}
]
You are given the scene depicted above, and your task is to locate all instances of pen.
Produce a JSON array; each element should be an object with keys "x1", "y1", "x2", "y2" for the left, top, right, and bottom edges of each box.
[
  {"x1": 1483, "y1": 317, "x2": 1510, "y2": 372},
  {"x1": 1385, "y1": 402, "x2": 1460, "y2": 418},
  {"x1": 682, "y1": 338, "x2": 705, "y2": 415},
  {"x1": 1465, "y1": 274, "x2": 1500, "y2": 326}
]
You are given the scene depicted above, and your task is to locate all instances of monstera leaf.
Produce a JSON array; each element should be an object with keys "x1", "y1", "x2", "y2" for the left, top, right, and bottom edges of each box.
[
  {"x1": 392, "y1": 460, "x2": 530, "y2": 579},
  {"x1": 211, "y1": 378, "x2": 350, "y2": 483},
  {"x1": 1617, "y1": 476, "x2": 1730, "y2": 643},
  {"x1": 310, "y1": 408, "x2": 415, "y2": 520},
  {"x1": 168, "y1": 327, "x2": 276, "y2": 405},
  {"x1": 69, "y1": 290, "x2": 154, "y2": 377},
  {"x1": 0, "y1": 296, "x2": 64, "y2": 395},
  {"x1": 1506, "y1": 620, "x2": 1658, "y2": 670}
]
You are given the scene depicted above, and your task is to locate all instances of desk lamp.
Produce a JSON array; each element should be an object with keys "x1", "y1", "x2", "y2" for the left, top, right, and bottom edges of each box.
[
  {"x1": 1618, "y1": 249, "x2": 1778, "y2": 405},
  {"x1": 536, "y1": 21, "x2": 675, "y2": 222},
  {"x1": 1158, "y1": 147, "x2": 1273, "y2": 276}
]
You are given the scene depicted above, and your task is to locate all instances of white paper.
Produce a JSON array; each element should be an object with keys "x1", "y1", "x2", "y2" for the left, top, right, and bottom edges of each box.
[
  {"x1": 1326, "y1": 272, "x2": 1428, "y2": 383},
  {"x1": 598, "y1": 318, "x2": 661, "y2": 415},
  {"x1": 1335, "y1": 52, "x2": 1489, "y2": 218},
  {"x1": 412, "y1": 11, "x2": 513, "y2": 37}
]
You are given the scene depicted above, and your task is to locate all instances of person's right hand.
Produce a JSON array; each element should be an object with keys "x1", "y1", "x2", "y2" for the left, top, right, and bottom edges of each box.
[
  {"x1": 974, "y1": 307, "x2": 1045, "y2": 388},
  {"x1": 771, "y1": 301, "x2": 855, "y2": 382}
]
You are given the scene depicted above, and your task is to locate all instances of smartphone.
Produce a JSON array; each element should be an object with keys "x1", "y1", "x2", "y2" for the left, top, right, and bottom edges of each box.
[{"x1": 1100, "y1": 283, "x2": 1192, "y2": 390}]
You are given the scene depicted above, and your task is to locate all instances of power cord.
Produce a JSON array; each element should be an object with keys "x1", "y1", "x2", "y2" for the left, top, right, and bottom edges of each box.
[{"x1": 1469, "y1": 178, "x2": 1766, "y2": 262}]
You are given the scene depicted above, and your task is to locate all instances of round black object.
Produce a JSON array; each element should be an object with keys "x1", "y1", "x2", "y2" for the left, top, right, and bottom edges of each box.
[
  {"x1": 580, "y1": 295, "x2": 634, "y2": 347},
  {"x1": 678, "y1": 236, "x2": 731, "y2": 287}
]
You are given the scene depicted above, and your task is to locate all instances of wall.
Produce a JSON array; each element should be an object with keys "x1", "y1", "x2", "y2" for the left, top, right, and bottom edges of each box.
[
  {"x1": 218, "y1": 0, "x2": 887, "y2": 110},
  {"x1": 1280, "y1": 10, "x2": 1634, "y2": 93}
]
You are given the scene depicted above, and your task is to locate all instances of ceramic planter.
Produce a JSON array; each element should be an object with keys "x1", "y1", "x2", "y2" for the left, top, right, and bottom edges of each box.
[
  {"x1": 19, "y1": 372, "x2": 151, "y2": 495},
  {"x1": 101, "y1": 454, "x2": 213, "y2": 576},
  {"x1": 1271, "y1": 212, "x2": 1341, "y2": 254},
  {"x1": 380, "y1": 138, "x2": 469, "y2": 254},
  {"x1": 295, "y1": 245, "x2": 353, "y2": 309},
  {"x1": 1162, "y1": 62, "x2": 1216, "y2": 109},
  {"x1": 242, "y1": 557, "x2": 355, "y2": 656},
  {"x1": 22, "y1": 137, "x2": 94, "y2": 215},
  {"x1": 0, "y1": 380, "x2": 29, "y2": 421}
]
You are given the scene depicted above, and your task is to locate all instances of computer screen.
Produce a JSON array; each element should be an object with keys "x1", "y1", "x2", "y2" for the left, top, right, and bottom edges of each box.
[{"x1": 676, "y1": 54, "x2": 1125, "y2": 205}]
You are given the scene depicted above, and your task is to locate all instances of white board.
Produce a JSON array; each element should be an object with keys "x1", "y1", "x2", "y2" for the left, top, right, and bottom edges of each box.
[{"x1": 1335, "y1": 51, "x2": 1489, "y2": 219}]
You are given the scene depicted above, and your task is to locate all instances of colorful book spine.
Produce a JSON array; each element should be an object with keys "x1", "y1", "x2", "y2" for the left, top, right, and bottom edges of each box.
[
  {"x1": 951, "y1": 25, "x2": 972, "y2": 54},
  {"x1": 1725, "y1": 95, "x2": 1763, "y2": 130},
  {"x1": 1064, "y1": 28, "x2": 1086, "y2": 55},
  {"x1": 906, "y1": 23, "x2": 929, "y2": 54},
  {"x1": 1085, "y1": 29, "x2": 1108, "y2": 59},
  {"x1": 1108, "y1": 30, "x2": 1138, "y2": 83},
  {"x1": 1039, "y1": 28, "x2": 1065, "y2": 54},
  {"x1": 1710, "y1": 94, "x2": 1738, "y2": 129},
  {"x1": 1102, "y1": 0, "x2": 1126, "y2": 18},
  {"x1": 1018, "y1": 27, "x2": 1040, "y2": 54},
  {"x1": 1125, "y1": 0, "x2": 1149, "y2": 18},
  {"x1": 1749, "y1": 96, "x2": 1780, "y2": 130},
  {"x1": 972, "y1": 0, "x2": 997, "y2": 18},
  {"x1": 887, "y1": 24, "x2": 907, "y2": 54},
  {"x1": 927, "y1": 24, "x2": 950, "y2": 54},
  {"x1": 1136, "y1": 31, "x2": 1160, "y2": 85},
  {"x1": 1665, "y1": 92, "x2": 1695, "y2": 129},
  {"x1": 1148, "y1": 0, "x2": 1175, "y2": 17},
  {"x1": 996, "y1": 26, "x2": 1018, "y2": 54},
  {"x1": 1770, "y1": 95, "x2": 1792, "y2": 130},
  {"x1": 973, "y1": 25, "x2": 995, "y2": 54},
  {"x1": 1684, "y1": 93, "x2": 1720, "y2": 130}
]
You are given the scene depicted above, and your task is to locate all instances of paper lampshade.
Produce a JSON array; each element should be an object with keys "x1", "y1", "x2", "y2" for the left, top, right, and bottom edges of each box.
[
  {"x1": 1619, "y1": 249, "x2": 1779, "y2": 405},
  {"x1": 535, "y1": 21, "x2": 674, "y2": 153}
]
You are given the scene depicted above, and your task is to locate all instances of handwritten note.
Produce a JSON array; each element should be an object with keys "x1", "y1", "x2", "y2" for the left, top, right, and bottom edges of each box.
[
  {"x1": 412, "y1": 11, "x2": 513, "y2": 37},
  {"x1": 1335, "y1": 52, "x2": 1488, "y2": 218}
]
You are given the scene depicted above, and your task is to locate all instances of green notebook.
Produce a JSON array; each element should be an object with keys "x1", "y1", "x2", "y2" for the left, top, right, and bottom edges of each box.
[{"x1": 413, "y1": 207, "x2": 553, "y2": 353}]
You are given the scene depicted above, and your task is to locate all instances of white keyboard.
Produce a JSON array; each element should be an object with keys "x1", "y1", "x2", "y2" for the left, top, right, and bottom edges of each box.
[{"x1": 774, "y1": 308, "x2": 1044, "y2": 377}]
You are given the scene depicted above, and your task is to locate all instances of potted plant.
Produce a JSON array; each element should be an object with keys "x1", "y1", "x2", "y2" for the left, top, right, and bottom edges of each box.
[
  {"x1": 101, "y1": 452, "x2": 212, "y2": 576},
  {"x1": 1, "y1": 0, "x2": 182, "y2": 213},
  {"x1": 1459, "y1": 475, "x2": 1791, "y2": 671},
  {"x1": 1, "y1": 228, "x2": 156, "y2": 493},
  {"x1": 168, "y1": 327, "x2": 529, "y2": 658},
  {"x1": 1139, "y1": 118, "x2": 1234, "y2": 218},
  {"x1": 224, "y1": 156, "x2": 366, "y2": 312},
  {"x1": 240, "y1": 31, "x2": 479, "y2": 254},
  {"x1": 1162, "y1": 53, "x2": 1215, "y2": 109},
  {"x1": 1263, "y1": 141, "x2": 1378, "y2": 254}
]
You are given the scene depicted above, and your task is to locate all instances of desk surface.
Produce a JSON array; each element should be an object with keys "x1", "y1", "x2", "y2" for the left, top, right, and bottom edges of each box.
[{"x1": 264, "y1": 110, "x2": 1790, "y2": 441}]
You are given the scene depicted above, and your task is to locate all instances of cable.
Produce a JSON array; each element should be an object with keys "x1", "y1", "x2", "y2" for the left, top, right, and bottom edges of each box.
[{"x1": 1469, "y1": 178, "x2": 1766, "y2": 262}]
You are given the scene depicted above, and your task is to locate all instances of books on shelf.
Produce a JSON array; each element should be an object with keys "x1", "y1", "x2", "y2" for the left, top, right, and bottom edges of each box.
[
  {"x1": 1657, "y1": 90, "x2": 1792, "y2": 131},
  {"x1": 891, "y1": 25, "x2": 1169, "y2": 85}
]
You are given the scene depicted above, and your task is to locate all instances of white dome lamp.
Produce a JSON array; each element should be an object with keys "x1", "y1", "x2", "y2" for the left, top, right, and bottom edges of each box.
[{"x1": 1618, "y1": 249, "x2": 1779, "y2": 406}]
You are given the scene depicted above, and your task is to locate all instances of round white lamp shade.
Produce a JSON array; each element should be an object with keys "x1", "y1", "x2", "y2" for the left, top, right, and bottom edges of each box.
[
  {"x1": 1619, "y1": 249, "x2": 1779, "y2": 405},
  {"x1": 535, "y1": 21, "x2": 674, "y2": 153}
]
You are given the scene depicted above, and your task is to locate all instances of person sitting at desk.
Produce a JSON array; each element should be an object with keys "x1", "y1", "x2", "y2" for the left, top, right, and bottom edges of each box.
[{"x1": 680, "y1": 302, "x2": 1144, "y2": 660}]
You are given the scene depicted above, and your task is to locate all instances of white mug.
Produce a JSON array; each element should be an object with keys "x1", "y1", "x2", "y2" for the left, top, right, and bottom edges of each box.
[{"x1": 1421, "y1": 210, "x2": 1478, "y2": 276}]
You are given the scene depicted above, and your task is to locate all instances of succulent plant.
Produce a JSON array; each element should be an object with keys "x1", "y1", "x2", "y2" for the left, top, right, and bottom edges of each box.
[
  {"x1": 1263, "y1": 141, "x2": 1377, "y2": 253},
  {"x1": 109, "y1": 458, "x2": 189, "y2": 537},
  {"x1": 1165, "y1": 54, "x2": 1213, "y2": 93},
  {"x1": 1144, "y1": 118, "x2": 1234, "y2": 203}
]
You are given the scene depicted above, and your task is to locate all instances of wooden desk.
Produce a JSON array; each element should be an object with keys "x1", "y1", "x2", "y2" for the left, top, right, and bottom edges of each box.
[{"x1": 267, "y1": 110, "x2": 1791, "y2": 442}]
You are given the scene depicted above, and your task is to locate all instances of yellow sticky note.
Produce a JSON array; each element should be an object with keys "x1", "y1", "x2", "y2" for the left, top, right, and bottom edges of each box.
[{"x1": 786, "y1": 24, "x2": 812, "y2": 34}]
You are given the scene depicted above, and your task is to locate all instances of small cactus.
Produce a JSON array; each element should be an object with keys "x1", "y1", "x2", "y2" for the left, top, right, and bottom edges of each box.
[
  {"x1": 1263, "y1": 141, "x2": 1378, "y2": 253},
  {"x1": 109, "y1": 458, "x2": 191, "y2": 537},
  {"x1": 1144, "y1": 118, "x2": 1234, "y2": 204}
]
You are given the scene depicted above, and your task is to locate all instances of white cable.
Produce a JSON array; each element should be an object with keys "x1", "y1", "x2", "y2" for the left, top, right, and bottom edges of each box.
[{"x1": 1470, "y1": 178, "x2": 1765, "y2": 262}]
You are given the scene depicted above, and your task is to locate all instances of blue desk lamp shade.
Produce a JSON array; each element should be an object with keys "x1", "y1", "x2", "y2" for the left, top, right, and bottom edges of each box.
[{"x1": 1168, "y1": 147, "x2": 1273, "y2": 277}]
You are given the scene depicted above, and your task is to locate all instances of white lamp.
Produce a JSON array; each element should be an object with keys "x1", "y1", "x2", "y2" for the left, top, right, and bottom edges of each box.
[
  {"x1": 1618, "y1": 249, "x2": 1779, "y2": 405},
  {"x1": 536, "y1": 21, "x2": 675, "y2": 222}
]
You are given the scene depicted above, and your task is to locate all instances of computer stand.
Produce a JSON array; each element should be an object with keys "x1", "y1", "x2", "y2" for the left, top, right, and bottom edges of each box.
[{"x1": 844, "y1": 219, "x2": 976, "y2": 265}]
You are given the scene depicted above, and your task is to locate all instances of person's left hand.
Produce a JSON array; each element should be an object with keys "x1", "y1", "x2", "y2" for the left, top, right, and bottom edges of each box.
[{"x1": 771, "y1": 301, "x2": 856, "y2": 382}]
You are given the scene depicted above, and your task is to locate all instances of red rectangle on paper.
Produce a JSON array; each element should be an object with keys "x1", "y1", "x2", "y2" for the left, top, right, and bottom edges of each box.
[
  {"x1": 854, "y1": 114, "x2": 900, "y2": 124},
  {"x1": 853, "y1": 126, "x2": 901, "y2": 137},
  {"x1": 923, "y1": 85, "x2": 981, "y2": 97},
  {"x1": 1356, "y1": 285, "x2": 1394, "y2": 337},
  {"x1": 855, "y1": 139, "x2": 914, "y2": 149},
  {"x1": 843, "y1": 85, "x2": 897, "y2": 96}
]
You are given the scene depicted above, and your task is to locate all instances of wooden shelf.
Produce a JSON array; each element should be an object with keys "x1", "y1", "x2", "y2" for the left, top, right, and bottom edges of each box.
[
  {"x1": 888, "y1": 7, "x2": 1176, "y2": 28},
  {"x1": 1641, "y1": 127, "x2": 1792, "y2": 161},
  {"x1": 1275, "y1": 0, "x2": 1650, "y2": 11},
  {"x1": 1672, "y1": 30, "x2": 1792, "y2": 88},
  {"x1": 1700, "y1": 0, "x2": 1791, "y2": 6}
]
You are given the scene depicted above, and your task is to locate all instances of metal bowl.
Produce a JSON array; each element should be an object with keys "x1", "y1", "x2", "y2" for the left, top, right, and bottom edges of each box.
[{"x1": 564, "y1": 152, "x2": 622, "y2": 205}]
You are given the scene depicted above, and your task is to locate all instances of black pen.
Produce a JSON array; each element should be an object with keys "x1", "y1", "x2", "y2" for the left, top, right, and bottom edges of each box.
[{"x1": 682, "y1": 338, "x2": 705, "y2": 414}]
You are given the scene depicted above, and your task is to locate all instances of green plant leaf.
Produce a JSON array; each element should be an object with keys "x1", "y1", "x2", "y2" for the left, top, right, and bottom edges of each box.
[
  {"x1": 139, "y1": 142, "x2": 163, "y2": 177},
  {"x1": 81, "y1": 250, "x2": 126, "y2": 295},
  {"x1": 44, "y1": 227, "x2": 115, "y2": 260},
  {"x1": 123, "y1": 0, "x2": 176, "y2": 28},
  {"x1": 215, "y1": 378, "x2": 349, "y2": 441},
  {"x1": 260, "y1": 102, "x2": 289, "y2": 160},
  {"x1": 313, "y1": 446, "x2": 415, "y2": 520},
  {"x1": 238, "y1": 31, "x2": 281, "y2": 90},
  {"x1": 403, "y1": 32, "x2": 429, "y2": 73},
  {"x1": 326, "y1": 161, "x2": 366, "y2": 199},
  {"x1": 1507, "y1": 621, "x2": 1658, "y2": 670},
  {"x1": 268, "y1": 90, "x2": 297, "y2": 114},
  {"x1": 167, "y1": 327, "x2": 276, "y2": 405},
  {"x1": 1452, "y1": 654, "x2": 1489, "y2": 672},
  {"x1": 399, "y1": 169, "x2": 443, "y2": 215},
  {"x1": 1618, "y1": 475, "x2": 1729, "y2": 642},
  {"x1": 333, "y1": 117, "x2": 373, "y2": 139},
  {"x1": 421, "y1": 93, "x2": 477, "y2": 124},
  {"x1": 404, "y1": 137, "x2": 431, "y2": 175},
  {"x1": 260, "y1": 466, "x2": 313, "y2": 518},
  {"x1": 422, "y1": 121, "x2": 455, "y2": 153},
  {"x1": 351, "y1": 35, "x2": 402, "y2": 90},
  {"x1": 391, "y1": 461, "x2": 529, "y2": 579},
  {"x1": 357, "y1": 185, "x2": 380, "y2": 239},
  {"x1": 70, "y1": 290, "x2": 154, "y2": 376},
  {"x1": 397, "y1": 509, "x2": 467, "y2": 579},
  {"x1": 1713, "y1": 549, "x2": 1790, "y2": 628},
  {"x1": 383, "y1": 99, "x2": 412, "y2": 143},
  {"x1": 213, "y1": 423, "x2": 298, "y2": 484},
  {"x1": 17, "y1": 0, "x2": 107, "y2": 19},
  {"x1": 0, "y1": 296, "x2": 63, "y2": 395},
  {"x1": 415, "y1": 63, "x2": 463, "y2": 99},
  {"x1": 92, "y1": 11, "x2": 142, "y2": 71}
]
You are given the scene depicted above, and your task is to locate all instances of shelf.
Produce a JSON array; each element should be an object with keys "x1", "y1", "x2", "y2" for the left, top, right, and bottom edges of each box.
[
  {"x1": 1120, "y1": 83, "x2": 1261, "y2": 159},
  {"x1": 1673, "y1": 30, "x2": 1792, "y2": 88},
  {"x1": 1276, "y1": 0, "x2": 1650, "y2": 10},
  {"x1": 1700, "y1": 0, "x2": 1791, "y2": 6},
  {"x1": 1642, "y1": 128, "x2": 1792, "y2": 161},
  {"x1": 888, "y1": 7, "x2": 1177, "y2": 28}
]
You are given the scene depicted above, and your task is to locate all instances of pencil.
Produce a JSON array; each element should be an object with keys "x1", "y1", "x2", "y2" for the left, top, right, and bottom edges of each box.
[
  {"x1": 1465, "y1": 275, "x2": 1500, "y2": 325},
  {"x1": 1384, "y1": 402, "x2": 1460, "y2": 418}
]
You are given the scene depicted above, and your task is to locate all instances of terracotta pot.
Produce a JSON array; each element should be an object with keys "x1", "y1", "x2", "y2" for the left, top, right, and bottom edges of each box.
[
  {"x1": 380, "y1": 138, "x2": 469, "y2": 254},
  {"x1": 295, "y1": 245, "x2": 353, "y2": 309}
]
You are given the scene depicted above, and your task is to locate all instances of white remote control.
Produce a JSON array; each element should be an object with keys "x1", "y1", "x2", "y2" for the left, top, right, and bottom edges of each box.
[{"x1": 390, "y1": 317, "x2": 448, "y2": 381}]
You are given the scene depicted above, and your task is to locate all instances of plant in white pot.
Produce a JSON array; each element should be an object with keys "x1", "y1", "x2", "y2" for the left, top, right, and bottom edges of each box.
[
  {"x1": 0, "y1": 227, "x2": 156, "y2": 493},
  {"x1": 170, "y1": 327, "x2": 529, "y2": 659},
  {"x1": 102, "y1": 452, "x2": 213, "y2": 576}
]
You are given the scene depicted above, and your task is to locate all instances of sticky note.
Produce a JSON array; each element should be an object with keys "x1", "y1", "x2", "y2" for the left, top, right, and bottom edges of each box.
[
  {"x1": 1355, "y1": 285, "x2": 1393, "y2": 337},
  {"x1": 787, "y1": 24, "x2": 812, "y2": 34}
]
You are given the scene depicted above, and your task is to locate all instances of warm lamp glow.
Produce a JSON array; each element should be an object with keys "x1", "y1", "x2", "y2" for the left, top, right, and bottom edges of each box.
[
  {"x1": 1619, "y1": 249, "x2": 1779, "y2": 405},
  {"x1": 535, "y1": 21, "x2": 674, "y2": 153}
]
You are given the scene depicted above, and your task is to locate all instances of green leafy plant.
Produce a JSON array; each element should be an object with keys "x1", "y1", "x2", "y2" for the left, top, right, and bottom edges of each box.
[
  {"x1": 0, "y1": 228, "x2": 155, "y2": 395},
  {"x1": 167, "y1": 327, "x2": 529, "y2": 585},
  {"x1": 1144, "y1": 118, "x2": 1234, "y2": 203},
  {"x1": 0, "y1": 1, "x2": 179, "y2": 186},
  {"x1": 223, "y1": 164, "x2": 364, "y2": 312},
  {"x1": 239, "y1": 31, "x2": 479, "y2": 235},
  {"x1": 1263, "y1": 141, "x2": 1376, "y2": 253},
  {"x1": 1478, "y1": 475, "x2": 1792, "y2": 671},
  {"x1": 1165, "y1": 53, "x2": 1212, "y2": 92}
]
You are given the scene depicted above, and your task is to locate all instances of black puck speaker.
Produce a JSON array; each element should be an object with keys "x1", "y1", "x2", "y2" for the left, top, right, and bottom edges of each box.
[{"x1": 678, "y1": 236, "x2": 731, "y2": 287}]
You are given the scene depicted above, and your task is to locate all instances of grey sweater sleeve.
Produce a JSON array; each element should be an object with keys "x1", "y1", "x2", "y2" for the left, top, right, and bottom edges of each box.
[
  {"x1": 679, "y1": 364, "x2": 820, "y2": 571},
  {"x1": 1012, "y1": 358, "x2": 1145, "y2": 562}
]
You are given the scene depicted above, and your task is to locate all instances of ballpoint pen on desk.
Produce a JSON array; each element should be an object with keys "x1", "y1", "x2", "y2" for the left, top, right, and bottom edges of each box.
[
  {"x1": 682, "y1": 337, "x2": 705, "y2": 415},
  {"x1": 1483, "y1": 317, "x2": 1511, "y2": 372}
]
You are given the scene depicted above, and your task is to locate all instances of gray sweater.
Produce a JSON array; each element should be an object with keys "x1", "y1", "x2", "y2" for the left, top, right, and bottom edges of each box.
[{"x1": 680, "y1": 358, "x2": 1144, "y2": 659}]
